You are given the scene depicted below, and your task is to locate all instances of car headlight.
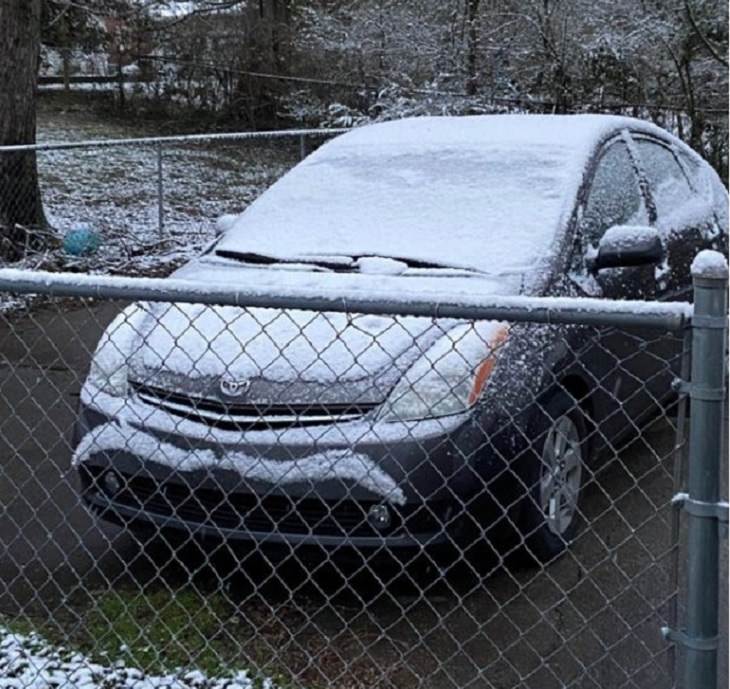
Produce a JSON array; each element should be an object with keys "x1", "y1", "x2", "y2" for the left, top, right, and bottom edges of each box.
[
  {"x1": 377, "y1": 322, "x2": 509, "y2": 423},
  {"x1": 86, "y1": 304, "x2": 145, "y2": 398}
]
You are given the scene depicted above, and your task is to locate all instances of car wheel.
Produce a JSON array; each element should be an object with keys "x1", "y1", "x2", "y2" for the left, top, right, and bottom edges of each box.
[{"x1": 519, "y1": 391, "x2": 587, "y2": 563}]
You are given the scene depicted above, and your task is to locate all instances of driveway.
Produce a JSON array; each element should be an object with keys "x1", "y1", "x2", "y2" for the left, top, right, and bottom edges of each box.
[
  {"x1": 0, "y1": 301, "x2": 134, "y2": 611},
  {"x1": 0, "y1": 300, "x2": 724, "y2": 688}
]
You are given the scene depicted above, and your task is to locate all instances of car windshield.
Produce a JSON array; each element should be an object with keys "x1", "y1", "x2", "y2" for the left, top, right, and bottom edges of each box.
[{"x1": 215, "y1": 118, "x2": 587, "y2": 285}]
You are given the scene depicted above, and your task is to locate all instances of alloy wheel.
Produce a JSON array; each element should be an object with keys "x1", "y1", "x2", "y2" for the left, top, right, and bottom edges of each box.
[{"x1": 539, "y1": 415, "x2": 583, "y2": 536}]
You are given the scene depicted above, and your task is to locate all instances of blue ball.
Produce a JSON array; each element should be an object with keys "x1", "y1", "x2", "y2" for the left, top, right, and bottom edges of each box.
[{"x1": 63, "y1": 225, "x2": 101, "y2": 256}]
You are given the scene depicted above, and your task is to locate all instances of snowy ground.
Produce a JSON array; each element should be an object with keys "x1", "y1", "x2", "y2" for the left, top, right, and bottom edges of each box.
[
  {"x1": 40, "y1": 136, "x2": 288, "y2": 273},
  {"x1": 0, "y1": 628, "x2": 278, "y2": 689},
  {"x1": 4, "y1": 107, "x2": 304, "y2": 282}
]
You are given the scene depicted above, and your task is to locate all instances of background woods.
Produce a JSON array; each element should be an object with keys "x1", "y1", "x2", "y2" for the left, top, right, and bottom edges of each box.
[
  {"x1": 0, "y1": 0, "x2": 727, "y2": 257},
  {"x1": 35, "y1": 1, "x2": 729, "y2": 173}
]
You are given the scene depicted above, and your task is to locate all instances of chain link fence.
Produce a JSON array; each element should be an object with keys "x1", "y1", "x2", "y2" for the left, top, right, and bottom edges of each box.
[
  {"x1": 0, "y1": 129, "x2": 344, "y2": 272},
  {"x1": 0, "y1": 258, "x2": 726, "y2": 689}
]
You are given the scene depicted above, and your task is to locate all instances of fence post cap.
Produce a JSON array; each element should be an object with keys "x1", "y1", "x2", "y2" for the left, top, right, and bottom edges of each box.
[{"x1": 691, "y1": 250, "x2": 729, "y2": 280}]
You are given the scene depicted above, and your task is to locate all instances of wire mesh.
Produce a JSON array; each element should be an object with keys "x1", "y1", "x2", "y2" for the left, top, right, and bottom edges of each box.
[
  {"x1": 0, "y1": 130, "x2": 339, "y2": 272},
  {"x1": 0, "y1": 284, "x2": 694, "y2": 689}
]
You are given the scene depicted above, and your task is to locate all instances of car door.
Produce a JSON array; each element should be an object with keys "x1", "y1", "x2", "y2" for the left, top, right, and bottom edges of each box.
[
  {"x1": 631, "y1": 134, "x2": 709, "y2": 302},
  {"x1": 673, "y1": 147, "x2": 729, "y2": 260},
  {"x1": 574, "y1": 137, "x2": 654, "y2": 299},
  {"x1": 629, "y1": 135, "x2": 730, "y2": 398},
  {"x1": 569, "y1": 137, "x2": 660, "y2": 442}
]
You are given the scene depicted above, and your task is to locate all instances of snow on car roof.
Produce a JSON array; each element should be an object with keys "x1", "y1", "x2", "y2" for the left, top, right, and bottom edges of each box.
[{"x1": 218, "y1": 114, "x2": 675, "y2": 289}]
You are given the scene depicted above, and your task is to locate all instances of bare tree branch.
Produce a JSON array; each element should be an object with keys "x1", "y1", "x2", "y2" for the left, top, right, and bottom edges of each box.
[{"x1": 684, "y1": 0, "x2": 728, "y2": 67}]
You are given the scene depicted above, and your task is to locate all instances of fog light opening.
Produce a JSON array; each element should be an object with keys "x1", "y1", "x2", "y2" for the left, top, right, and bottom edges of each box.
[
  {"x1": 368, "y1": 504, "x2": 392, "y2": 531},
  {"x1": 102, "y1": 470, "x2": 122, "y2": 496}
]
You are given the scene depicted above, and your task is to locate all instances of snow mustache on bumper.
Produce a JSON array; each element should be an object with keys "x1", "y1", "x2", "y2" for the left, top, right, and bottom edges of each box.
[{"x1": 73, "y1": 421, "x2": 407, "y2": 506}]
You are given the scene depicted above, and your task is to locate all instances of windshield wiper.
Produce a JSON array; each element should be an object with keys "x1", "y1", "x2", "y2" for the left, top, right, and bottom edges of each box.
[
  {"x1": 369, "y1": 255, "x2": 443, "y2": 269},
  {"x1": 357, "y1": 255, "x2": 489, "y2": 275},
  {"x1": 217, "y1": 250, "x2": 487, "y2": 275},
  {"x1": 298, "y1": 253, "x2": 483, "y2": 272},
  {"x1": 215, "y1": 250, "x2": 347, "y2": 271}
]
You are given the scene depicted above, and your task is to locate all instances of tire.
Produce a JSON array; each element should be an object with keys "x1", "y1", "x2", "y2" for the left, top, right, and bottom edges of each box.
[{"x1": 518, "y1": 390, "x2": 588, "y2": 563}]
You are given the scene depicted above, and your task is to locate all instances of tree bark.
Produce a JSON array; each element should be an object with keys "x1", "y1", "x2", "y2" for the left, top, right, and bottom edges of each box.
[
  {"x1": 465, "y1": 0, "x2": 481, "y2": 95},
  {"x1": 0, "y1": 0, "x2": 47, "y2": 259},
  {"x1": 62, "y1": 49, "x2": 71, "y2": 93}
]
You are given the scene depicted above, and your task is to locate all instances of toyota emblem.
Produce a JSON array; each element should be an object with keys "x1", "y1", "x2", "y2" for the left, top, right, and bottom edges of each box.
[{"x1": 219, "y1": 376, "x2": 251, "y2": 397}]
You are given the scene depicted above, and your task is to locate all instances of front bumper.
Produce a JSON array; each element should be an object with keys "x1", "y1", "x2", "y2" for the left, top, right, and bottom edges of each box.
[
  {"x1": 80, "y1": 464, "x2": 456, "y2": 548},
  {"x1": 74, "y1": 397, "x2": 506, "y2": 549}
]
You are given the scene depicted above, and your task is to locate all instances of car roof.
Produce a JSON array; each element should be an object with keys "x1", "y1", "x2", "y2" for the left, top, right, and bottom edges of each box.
[
  {"x1": 303, "y1": 113, "x2": 697, "y2": 163},
  {"x1": 216, "y1": 115, "x2": 698, "y2": 292},
  {"x1": 326, "y1": 113, "x2": 662, "y2": 152}
]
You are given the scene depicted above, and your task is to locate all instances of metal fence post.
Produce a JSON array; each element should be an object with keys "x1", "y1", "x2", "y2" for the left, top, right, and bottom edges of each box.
[
  {"x1": 156, "y1": 142, "x2": 164, "y2": 237},
  {"x1": 682, "y1": 250, "x2": 728, "y2": 689},
  {"x1": 299, "y1": 134, "x2": 307, "y2": 160}
]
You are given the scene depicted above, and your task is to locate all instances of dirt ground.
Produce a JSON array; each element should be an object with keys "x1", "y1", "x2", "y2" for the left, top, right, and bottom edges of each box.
[{"x1": 1, "y1": 300, "x2": 719, "y2": 689}]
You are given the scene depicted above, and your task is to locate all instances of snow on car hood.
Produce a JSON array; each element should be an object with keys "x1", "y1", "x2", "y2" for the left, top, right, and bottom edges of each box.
[
  {"x1": 131, "y1": 301, "x2": 444, "y2": 395},
  {"x1": 125, "y1": 264, "x2": 503, "y2": 404}
]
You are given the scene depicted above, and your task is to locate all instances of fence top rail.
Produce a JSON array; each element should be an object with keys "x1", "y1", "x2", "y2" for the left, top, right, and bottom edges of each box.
[
  {"x1": 0, "y1": 269, "x2": 692, "y2": 330},
  {"x1": 0, "y1": 127, "x2": 349, "y2": 153}
]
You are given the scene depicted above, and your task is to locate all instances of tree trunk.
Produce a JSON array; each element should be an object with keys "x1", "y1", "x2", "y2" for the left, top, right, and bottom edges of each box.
[
  {"x1": 117, "y1": 57, "x2": 126, "y2": 112},
  {"x1": 62, "y1": 49, "x2": 71, "y2": 93},
  {"x1": 465, "y1": 0, "x2": 481, "y2": 95},
  {"x1": 0, "y1": 0, "x2": 47, "y2": 259}
]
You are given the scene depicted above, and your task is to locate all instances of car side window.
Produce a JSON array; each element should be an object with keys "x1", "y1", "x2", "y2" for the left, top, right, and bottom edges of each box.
[
  {"x1": 676, "y1": 149, "x2": 707, "y2": 193},
  {"x1": 580, "y1": 141, "x2": 647, "y2": 251},
  {"x1": 635, "y1": 139, "x2": 694, "y2": 219}
]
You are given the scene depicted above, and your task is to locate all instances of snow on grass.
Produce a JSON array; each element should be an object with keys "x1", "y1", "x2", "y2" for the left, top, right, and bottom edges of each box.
[
  {"x1": 0, "y1": 587, "x2": 294, "y2": 689},
  {"x1": 0, "y1": 627, "x2": 279, "y2": 689},
  {"x1": 0, "y1": 110, "x2": 303, "y2": 303},
  {"x1": 36, "y1": 137, "x2": 297, "y2": 275}
]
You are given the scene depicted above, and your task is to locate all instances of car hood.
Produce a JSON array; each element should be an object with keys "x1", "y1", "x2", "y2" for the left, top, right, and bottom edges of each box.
[
  {"x1": 127, "y1": 261, "x2": 514, "y2": 406},
  {"x1": 129, "y1": 303, "x2": 455, "y2": 405}
]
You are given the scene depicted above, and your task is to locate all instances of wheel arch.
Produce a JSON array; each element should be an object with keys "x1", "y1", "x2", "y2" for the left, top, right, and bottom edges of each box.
[
  {"x1": 558, "y1": 373, "x2": 597, "y2": 457},
  {"x1": 559, "y1": 374, "x2": 594, "y2": 420}
]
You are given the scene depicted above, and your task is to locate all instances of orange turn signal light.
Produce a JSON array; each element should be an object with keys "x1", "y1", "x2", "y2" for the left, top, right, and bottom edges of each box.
[{"x1": 468, "y1": 326, "x2": 510, "y2": 405}]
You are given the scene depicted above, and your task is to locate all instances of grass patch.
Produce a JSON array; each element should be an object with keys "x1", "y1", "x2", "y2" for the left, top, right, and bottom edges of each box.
[
  {"x1": 1, "y1": 587, "x2": 297, "y2": 688},
  {"x1": 81, "y1": 587, "x2": 235, "y2": 675},
  {"x1": 0, "y1": 614, "x2": 37, "y2": 639}
]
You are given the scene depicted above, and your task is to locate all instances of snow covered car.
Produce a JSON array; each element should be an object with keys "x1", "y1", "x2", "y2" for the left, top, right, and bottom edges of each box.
[{"x1": 73, "y1": 115, "x2": 728, "y2": 561}]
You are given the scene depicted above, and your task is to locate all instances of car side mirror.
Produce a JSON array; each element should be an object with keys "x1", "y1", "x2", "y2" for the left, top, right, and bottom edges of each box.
[{"x1": 586, "y1": 225, "x2": 664, "y2": 272}]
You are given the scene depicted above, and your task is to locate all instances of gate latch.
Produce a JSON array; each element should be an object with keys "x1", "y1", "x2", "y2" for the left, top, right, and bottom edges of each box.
[
  {"x1": 672, "y1": 493, "x2": 729, "y2": 538},
  {"x1": 661, "y1": 626, "x2": 720, "y2": 651}
]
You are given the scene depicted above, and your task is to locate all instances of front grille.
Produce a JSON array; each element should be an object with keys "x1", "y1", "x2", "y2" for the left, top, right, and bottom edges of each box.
[
  {"x1": 82, "y1": 468, "x2": 447, "y2": 539},
  {"x1": 132, "y1": 382, "x2": 378, "y2": 431}
]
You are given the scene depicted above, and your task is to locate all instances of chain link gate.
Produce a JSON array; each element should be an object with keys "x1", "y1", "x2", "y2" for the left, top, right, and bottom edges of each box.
[{"x1": 0, "y1": 254, "x2": 726, "y2": 689}]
